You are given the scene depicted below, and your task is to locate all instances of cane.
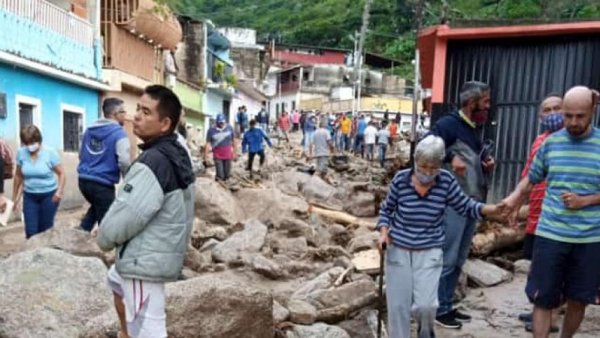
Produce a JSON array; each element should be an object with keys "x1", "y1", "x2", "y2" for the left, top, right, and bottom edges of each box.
[{"x1": 377, "y1": 242, "x2": 386, "y2": 338}]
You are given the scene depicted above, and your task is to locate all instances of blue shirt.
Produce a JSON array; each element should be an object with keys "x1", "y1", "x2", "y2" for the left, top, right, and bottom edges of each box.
[
  {"x1": 242, "y1": 127, "x2": 272, "y2": 153},
  {"x1": 357, "y1": 119, "x2": 367, "y2": 135},
  {"x1": 528, "y1": 128, "x2": 600, "y2": 243},
  {"x1": 17, "y1": 147, "x2": 60, "y2": 193},
  {"x1": 377, "y1": 169, "x2": 483, "y2": 249}
]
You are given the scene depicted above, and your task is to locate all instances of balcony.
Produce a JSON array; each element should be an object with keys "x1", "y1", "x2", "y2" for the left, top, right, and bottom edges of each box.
[{"x1": 0, "y1": 0, "x2": 100, "y2": 79}]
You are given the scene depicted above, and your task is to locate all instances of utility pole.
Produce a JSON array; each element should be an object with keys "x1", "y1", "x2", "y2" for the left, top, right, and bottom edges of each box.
[
  {"x1": 353, "y1": 0, "x2": 373, "y2": 116},
  {"x1": 409, "y1": 0, "x2": 424, "y2": 164}
]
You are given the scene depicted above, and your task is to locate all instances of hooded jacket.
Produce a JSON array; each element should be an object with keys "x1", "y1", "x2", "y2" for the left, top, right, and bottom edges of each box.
[
  {"x1": 78, "y1": 119, "x2": 130, "y2": 186},
  {"x1": 242, "y1": 127, "x2": 272, "y2": 154},
  {"x1": 97, "y1": 134, "x2": 195, "y2": 282}
]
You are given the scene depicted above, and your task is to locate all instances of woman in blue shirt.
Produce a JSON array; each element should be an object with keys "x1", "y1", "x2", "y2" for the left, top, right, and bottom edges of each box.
[{"x1": 12, "y1": 125, "x2": 66, "y2": 238}]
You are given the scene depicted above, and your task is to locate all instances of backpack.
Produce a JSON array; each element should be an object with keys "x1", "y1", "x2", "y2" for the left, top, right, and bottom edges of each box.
[{"x1": 0, "y1": 140, "x2": 14, "y2": 179}]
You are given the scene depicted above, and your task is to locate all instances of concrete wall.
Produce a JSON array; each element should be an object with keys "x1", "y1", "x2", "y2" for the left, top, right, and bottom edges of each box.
[
  {"x1": 230, "y1": 90, "x2": 264, "y2": 123},
  {"x1": 217, "y1": 27, "x2": 257, "y2": 46}
]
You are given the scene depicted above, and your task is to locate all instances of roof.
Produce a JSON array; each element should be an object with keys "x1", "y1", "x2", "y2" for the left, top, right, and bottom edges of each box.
[
  {"x1": 236, "y1": 80, "x2": 267, "y2": 102},
  {"x1": 418, "y1": 21, "x2": 600, "y2": 89}
]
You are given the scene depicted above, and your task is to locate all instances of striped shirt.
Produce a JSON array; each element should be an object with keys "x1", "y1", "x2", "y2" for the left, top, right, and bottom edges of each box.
[
  {"x1": 377, "y1": 169, "x2": 483, "y2": 250},
  {"x1": 521, "y1": 132, "x2": 550, "y2": 235},
  {"x1": 528, "y1": 128, "x2": 600, "y2": 243}
]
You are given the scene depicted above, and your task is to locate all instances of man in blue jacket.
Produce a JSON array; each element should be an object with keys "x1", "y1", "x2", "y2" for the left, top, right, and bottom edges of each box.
[
  {"x1": 78, "y1": 97, "x2": 131, "y2": 233},
  {"x1": 242, "y1": 119, "x2": 272, "y2": 178},
  {"x1": 236, "y1": 105, "x2": 249, "y2": 136}
]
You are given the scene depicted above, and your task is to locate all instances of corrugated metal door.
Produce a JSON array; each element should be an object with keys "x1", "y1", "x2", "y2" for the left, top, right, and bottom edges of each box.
[{"x1": 443, "y1": 35, "x2": 600, "y2": 202}]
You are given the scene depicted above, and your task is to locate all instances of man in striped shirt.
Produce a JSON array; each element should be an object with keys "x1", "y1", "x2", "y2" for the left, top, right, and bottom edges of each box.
[
  {"x1": 504, "y1": 86, "x2": 600, "y2": 338},
  {"x1": 377, "y1": 135, "x2": 504, "y2": 338}
]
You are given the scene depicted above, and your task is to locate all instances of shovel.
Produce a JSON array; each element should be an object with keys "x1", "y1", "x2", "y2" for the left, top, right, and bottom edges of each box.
[{"x1": 377, "y1": 242, "x2": 386, "y2": 338}]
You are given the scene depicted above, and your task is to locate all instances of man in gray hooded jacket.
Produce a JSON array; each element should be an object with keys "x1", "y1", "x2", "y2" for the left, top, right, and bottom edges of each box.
[{"x1": 98, "y1": 85, "x2": 195, "y2": 338}]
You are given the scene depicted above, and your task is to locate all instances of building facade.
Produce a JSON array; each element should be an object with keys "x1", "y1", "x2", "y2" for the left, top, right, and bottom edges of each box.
[{"x1": 0, "y1": 0, "x2": 107, "y2": 208}]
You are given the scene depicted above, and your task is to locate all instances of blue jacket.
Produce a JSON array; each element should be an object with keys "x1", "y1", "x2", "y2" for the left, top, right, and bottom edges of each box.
[
  {"x1": 242, "y1": 127, "x2": 272, "y2": 153},
  {"x1": 304, "y1": 118, "x2": 317, "y2": 132},
  {"x1": 78, "y1": 119, "x2": 130, "y2": 186},
  {"x1": 236, "y1": 111, "x2": 249, "y2": 128}
]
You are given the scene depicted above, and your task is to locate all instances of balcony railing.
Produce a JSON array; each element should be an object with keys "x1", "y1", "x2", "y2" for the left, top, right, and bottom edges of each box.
[{"x1": 0, "y1": 0, "x2": 94, "y2": 48}]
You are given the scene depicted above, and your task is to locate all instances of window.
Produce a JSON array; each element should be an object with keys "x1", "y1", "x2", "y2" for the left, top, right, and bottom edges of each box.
[
  {"x1": 15, "y1": 95, "x2": 42, "y2": 142},
  {"x1": 292, "y1": 101, "x2": 296, "y2": 111},
  {"x1": 276, "y1": 103, "x2": 280, "y2": 115},
  {"x1": 61, "y1": 104, "x2": 85, "y2": 152}
]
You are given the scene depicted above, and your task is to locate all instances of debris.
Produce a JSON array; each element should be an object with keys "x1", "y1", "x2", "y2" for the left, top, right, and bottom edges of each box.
[
  {"x1": 472, "y1": 221, "x2": 526, "y2": 256},
  {"x1": 351, "y1": 249, "x2": 381, "y2": 275},
  {"x1": 463, "y1": 259, "x2": 513, "y2": 287},
  {"x1": 308, "y1": 205, "x2": 376, "y2": 229}
]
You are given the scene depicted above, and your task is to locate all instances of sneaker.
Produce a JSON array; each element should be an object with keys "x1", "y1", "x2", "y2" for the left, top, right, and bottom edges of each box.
[
  {"x1": 453, "y1": 309, "x2": 472, "y2": 323},
  {"x1": 435, "y1": 312, "x2": 462, "y2": 329},
  {"x1": 525, "y1": 322, "x2": 559, "y2": 333},
  {"x1": 518, "y1": 312, "x2": 533, "y2": 323}
]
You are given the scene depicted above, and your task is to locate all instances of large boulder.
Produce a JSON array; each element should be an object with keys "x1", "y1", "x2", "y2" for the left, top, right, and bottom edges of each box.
[
  {"x1": 195, "y1": 178, "x2": 244, "y2": 225},
  {"x1": 212, "y1": 219, "x2": 268, "y2": 263},
  {"x1": 339, "y1": 309, "x2": 387, "y2": 338},
  {"x1": 286, "y1": 323, "x2": 350, "y2": 338},
  {"x1": 166, "y1": 274, "x2": 273, "y2": 338},
  {"x1": 292, "y1": 267, "x2": 345, "y2": 300},
  {"x1": 347, "y1": 232, "x2": 378, "y2": 253},
  {"x1": 309, "y1": 280, "x2": 378, "y2": 323},
  {"x1": 344, "y1": 192, "x2": 377, "y2": 217},
  {"x1": 0, "y1": 248, "x2": 112, "y2": 338},
  {"x1": 24, "y1": 226, "x2": 111, "y2": 265},
  {"x1": 463, "y1": 259, "x2": 513, "y2": 287},
  {"x1": 235, "y1": 188, "x2": 309, "y2": 226},
  {"x1": 287, "y1": 299, "x2": 318, "y2": 325}
]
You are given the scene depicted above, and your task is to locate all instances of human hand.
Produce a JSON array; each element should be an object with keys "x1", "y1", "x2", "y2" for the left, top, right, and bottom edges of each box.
[
  {"x1": 482, "y1": 157, "x2": 495, "y2": 173},
  {"x1": 52, "y1": 192, "x2": 62, "y2": 204},
  {"x1": 377, "y1": 228, "x2": 390, "y2": 252},
  {"x1": 561, "y1": 191, "x2": 588, "y2": 210},
  {"x1": 451, "y1": 155, "x2": 467, "y2": 177},
  {"x1": 91, "y1": 225, "x2": 99, "y2": 237}
]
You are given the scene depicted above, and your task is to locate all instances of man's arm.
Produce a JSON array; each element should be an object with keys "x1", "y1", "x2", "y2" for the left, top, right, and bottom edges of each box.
[
  {"x1": 262, "y1": 130, "x2": 273, "y2": 148},
  {"x1": 97, "y1": 162, "x2": 164, "y2": 251},
  {"x1": 116, "y1": 137, "x2": 132, "y2": 176}
]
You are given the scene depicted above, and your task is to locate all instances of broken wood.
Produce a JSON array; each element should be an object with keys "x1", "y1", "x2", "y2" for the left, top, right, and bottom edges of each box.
[
  {"x1": 333, "y1": 267, "x2": 352, "y2": 287},
  {"x1": 308, "y1": 205, "x2": 376, "y2": 229},
  {"x1": 472, "y1": 221, "x2": 526, "y2": 256}
]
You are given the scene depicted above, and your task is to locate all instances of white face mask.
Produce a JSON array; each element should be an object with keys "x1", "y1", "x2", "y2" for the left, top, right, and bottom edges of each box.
[{"x1": 26, "y1": 143, "x2": 40, "y2": 153}]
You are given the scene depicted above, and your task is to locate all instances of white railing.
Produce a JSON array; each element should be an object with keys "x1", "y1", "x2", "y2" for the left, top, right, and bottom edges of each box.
[{"x1": 0, "y1": 0, "x2": 94, "y2": 47}]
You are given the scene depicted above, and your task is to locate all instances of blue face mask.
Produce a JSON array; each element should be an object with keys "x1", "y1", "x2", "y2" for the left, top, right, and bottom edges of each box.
[
  {"x1": 414, "y1": 165, "x2": 437, "y2": 185},
  {"x1": 541, "y1": 112, "x2": 564, "y2": 132}
]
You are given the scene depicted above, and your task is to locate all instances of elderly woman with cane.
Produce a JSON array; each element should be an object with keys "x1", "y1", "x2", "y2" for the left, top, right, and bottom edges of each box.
[{"x1": 376, "y1": 135, "x2": 504, "y2": 338}]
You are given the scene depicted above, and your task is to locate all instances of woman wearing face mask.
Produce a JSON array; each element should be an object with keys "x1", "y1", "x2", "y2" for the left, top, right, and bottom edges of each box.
[
  {"x1": 376, "y1": 135, "x2": 504, "y2": 338},
  {"x1": 13, "y1": 125, "x2": 65, "y2": 239}
]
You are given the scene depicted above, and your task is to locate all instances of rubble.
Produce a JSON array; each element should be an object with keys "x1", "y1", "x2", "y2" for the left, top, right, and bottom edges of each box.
[{"x1": 463, "y1": 259, "x2": 513, "y2": 287}]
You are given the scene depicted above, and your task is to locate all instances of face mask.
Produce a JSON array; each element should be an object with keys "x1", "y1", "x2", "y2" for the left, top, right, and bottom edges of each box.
[
  {"x1": 471, "y1": 110, "x2": 488, "y2": 126},
  {"x1": 541, "y1": 112, "x2": 564, "y2": 132},
  {"x1": 26, "y1": 143, "x2": 40, "y2": 153},
  {"x1": 414, "y1": 165, "x2": 437, "y2": 185}
]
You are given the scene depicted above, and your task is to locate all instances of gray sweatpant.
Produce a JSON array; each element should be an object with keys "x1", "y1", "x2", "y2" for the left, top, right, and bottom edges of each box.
[
  {"x1": 386, "y1": 245, "x2": 443, "y2": 338},
  {"x1": 214, "y1": 159, "x2": 232, "y2": 181}
]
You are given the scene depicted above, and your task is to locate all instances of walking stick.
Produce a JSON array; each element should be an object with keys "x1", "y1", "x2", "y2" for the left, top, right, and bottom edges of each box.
[{"x1": 377, "y1": 242, "x2": 386, "y2": 338}]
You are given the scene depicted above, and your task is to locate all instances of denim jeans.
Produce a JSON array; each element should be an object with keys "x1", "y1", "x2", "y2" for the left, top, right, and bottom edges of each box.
[
  {"x1": 437, "y1": 207, "x2": 477, "y2": 316},
  {"x1": 386, "y1": 245, "x2": 443, "y2": 338},
  {"x1": 79, "y1": 178, "x2": 116, "y2": 231},
  {"x1": 379, "y1": 144, "x2": 387, "y2": 167},
  {"x1": 304, "y1": 131, "x2": 315, "y2": 153},
  {"x1": 214, "y1": 159, "x2": 232, "y2": 181},
  {"x1": 354, "y1": 134, "x2": 364, "y2": 157},
  {"x1": 23, "y1": 190, "x2": 58, "y2": 239}
]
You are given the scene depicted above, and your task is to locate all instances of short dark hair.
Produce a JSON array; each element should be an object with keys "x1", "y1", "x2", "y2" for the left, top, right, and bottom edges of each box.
[
  {"x1": 459, "y1": 81, "x2": 490, "y2": 107},
  {"x1": 102, "y1": 97, "x2": 124, "y2": 118},
  {"x1": 20, "y1": 124, "x2": 42, "y2": 144},
  {"x1": 249, "y1": 119, "x2": 257, "y2": 126},
  {"x1": 143, "y1": 85, "x2": 182, "y2": 134}
]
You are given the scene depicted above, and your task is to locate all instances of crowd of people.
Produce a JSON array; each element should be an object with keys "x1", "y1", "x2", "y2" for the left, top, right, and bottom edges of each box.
[
  {"x1": 1, "y1": 79, "x2": 598, "y2": 338},
  {"x1": 377, "y1": 81, "x2": 600, "y2": 338}
]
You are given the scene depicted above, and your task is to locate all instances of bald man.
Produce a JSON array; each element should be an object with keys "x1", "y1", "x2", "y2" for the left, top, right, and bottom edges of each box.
[{"x1": 503, "y1": 86, "x2": 600, "y2": 338}]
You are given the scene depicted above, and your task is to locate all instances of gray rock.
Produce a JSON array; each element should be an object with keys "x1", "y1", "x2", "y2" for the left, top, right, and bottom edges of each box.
[
  {"x1": 250, "y1": 254, "x2": 284, "y2": 279},
  {"x1": 183, "y1": 245, "x2": 205, "y2": 272},
  {"x1": 463, "y1": 259, "x2": 513, "y2": 287},
  {"x1": 347, "y1": 232, "x2": 378, "y2": 253},
  {"x1": 199, "y1": 238, "x2": 220, "y2": 252},
  {"x1": 339, "y1": 309, "x2": 388, "y2": 338},
  {"x1": 166, "y1": 274, "x2": 273, "y2": 338},
  {"x1": 212, "y1": 219, "x2": 268, "y2": 263},
  {"x1": 309, "y1": 280, "x2": 378, "y2": 323},
  {"x1": 301, "y1": 175, "x2": 338, "y2": 202},
  {"x1": 292, "y1": 267, "x2": 345, "y2": 300},
  {"x1": 281, "y1": 237, "x2": 309, "y2": 259},
  {"x1": 514, "y1": 259, "x2": 531, "y2": 275},
  {"x1": 287, "y1": 299, "x2": 318, "y2": 325},
  {"x1": 274, "y1": 300, "x2": 290, "y2": 323},
  {"x1": 0, "y1": 248, "x2": 112, "y2": 338},
  {"x1": 195, "y1": 178, "x2": 244, "y2": 225},
  {"x1": 24, "y1": 226, "x2": 111, "y2": 265},
  {"x1": 286, "y1": 323, "x2": 350, "y2": 338},
  {"x1": 235, "y1": 188, "x2": 309, "y2": 225},
  {"x1": 344, "y1": 192, "x2": 376, "y2": 217}
]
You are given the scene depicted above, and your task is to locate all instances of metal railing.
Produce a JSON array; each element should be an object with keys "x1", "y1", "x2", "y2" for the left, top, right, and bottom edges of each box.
[{"x1": 0, "y1": 0, "x2": 94, "y2": 47}]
